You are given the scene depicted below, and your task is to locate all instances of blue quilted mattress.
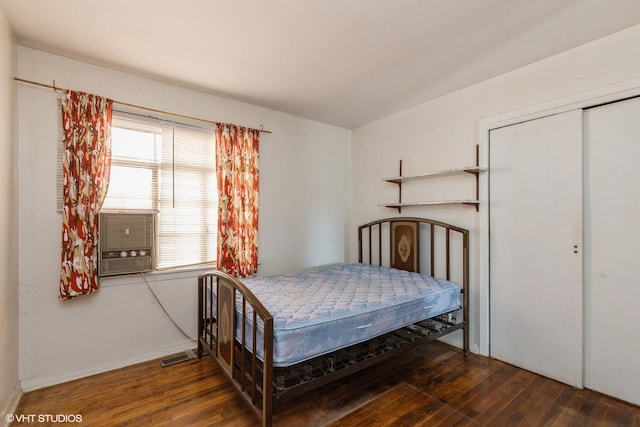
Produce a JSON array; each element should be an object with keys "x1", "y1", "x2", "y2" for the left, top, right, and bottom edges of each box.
[{"x1": 213, "y1": 263, "x2": 462, "y2": 367}]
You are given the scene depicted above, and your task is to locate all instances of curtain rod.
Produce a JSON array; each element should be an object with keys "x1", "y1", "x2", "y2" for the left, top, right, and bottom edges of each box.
[{"x1": 14, "y1": 77, "x2": 272, "y2": 134}]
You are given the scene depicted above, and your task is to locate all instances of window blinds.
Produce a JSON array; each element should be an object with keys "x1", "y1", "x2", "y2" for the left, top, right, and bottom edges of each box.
[{"x1": 156, "y1": 120, "x2": 218, "y2": 269}]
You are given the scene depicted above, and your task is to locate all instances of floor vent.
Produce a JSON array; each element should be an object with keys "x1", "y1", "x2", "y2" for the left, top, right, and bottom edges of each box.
[{"x1": 160, "y1": 349, "x2": 198, "y2": 367}]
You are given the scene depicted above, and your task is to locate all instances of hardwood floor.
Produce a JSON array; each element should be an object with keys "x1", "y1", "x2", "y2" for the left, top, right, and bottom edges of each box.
[{"x1": 13, "y1": 341, "x2": 640, "y2": 426}]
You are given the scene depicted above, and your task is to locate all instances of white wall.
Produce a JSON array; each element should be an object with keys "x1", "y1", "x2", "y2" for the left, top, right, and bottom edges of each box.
[
  {"x1": 17, "y1": 47, "x2": 350, "y2": 390},
  {"x1": 350, "y1": 24, "x2": 640, "y2": 354},
  {"x1": 0, "y1": 6, "x2": 20, "y2": 421}
]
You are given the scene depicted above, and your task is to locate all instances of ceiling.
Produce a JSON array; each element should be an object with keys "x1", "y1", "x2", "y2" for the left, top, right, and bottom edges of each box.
[{"x1": 2, "y1": 0, "x2": 640, "y2": 129}]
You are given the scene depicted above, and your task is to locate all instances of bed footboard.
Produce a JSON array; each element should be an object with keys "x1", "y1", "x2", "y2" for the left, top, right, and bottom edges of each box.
[{"x1": 198, "y1": 271, "x2": 274, "y2": 427}]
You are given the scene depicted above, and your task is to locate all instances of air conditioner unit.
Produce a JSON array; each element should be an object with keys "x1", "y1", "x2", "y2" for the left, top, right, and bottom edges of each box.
[{"x1": 99, "y1": 212, "x2": 155, "y2": 276}]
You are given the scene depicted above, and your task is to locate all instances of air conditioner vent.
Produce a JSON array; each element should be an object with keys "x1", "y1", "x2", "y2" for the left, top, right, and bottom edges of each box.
[{"x1": 99, "y1": 212, "x2": 155, "y2": 276}]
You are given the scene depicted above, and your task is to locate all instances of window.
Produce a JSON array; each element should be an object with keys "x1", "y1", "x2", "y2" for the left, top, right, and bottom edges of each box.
[{"x1": 103, "y1": 109, "x2": 218, "y2": 270}]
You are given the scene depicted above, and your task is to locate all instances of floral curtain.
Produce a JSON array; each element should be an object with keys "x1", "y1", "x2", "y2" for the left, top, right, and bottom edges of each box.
[
  {"x1": 215, "y1": 124, "x2": 260, "y2": 277},
  {"x1": 59, "y1": 90, "x2": 113, "y2": 299}
]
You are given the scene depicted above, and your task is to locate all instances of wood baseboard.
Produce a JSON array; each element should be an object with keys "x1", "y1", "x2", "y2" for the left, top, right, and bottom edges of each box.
[
  {"x1": 20, "y1": 339, "x2": 194, "y2": 392},
  {"x1": 1, "y1": 382, "x2": 22, "y2": 427}
]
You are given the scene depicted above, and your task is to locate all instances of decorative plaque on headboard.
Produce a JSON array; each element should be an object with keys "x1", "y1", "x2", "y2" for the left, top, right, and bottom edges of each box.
[{"x1": 390, "y1": 221, "x2": 419, "y2": 273}]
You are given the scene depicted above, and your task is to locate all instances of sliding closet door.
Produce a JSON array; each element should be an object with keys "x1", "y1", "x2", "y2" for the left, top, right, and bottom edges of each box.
[
  {"x1": 489, "y1": 110, "x2": 583, "y2": 387},
  {"x1": 584, "y1": 97, "x2": 640, "y2": 405}
]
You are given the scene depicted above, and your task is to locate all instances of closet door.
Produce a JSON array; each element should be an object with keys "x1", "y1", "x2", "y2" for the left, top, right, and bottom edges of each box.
[
  {"x1": 584, "y1": 97, "x2": 640, "y2": 405},
  {"x1": 489, "y1": 110, "x2": 583, "y2": 387}
]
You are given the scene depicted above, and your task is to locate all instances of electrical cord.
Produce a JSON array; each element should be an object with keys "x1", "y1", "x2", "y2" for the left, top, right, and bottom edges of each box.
[{"x1": 140, "y1": 272, "x2": 197, "y2": 343}]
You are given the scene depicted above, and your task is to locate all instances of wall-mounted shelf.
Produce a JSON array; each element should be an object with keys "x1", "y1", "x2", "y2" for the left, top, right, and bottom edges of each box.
[
  {"x1": 383, "y1": 166, "x2": 486, "y2": 183},
  {"x1": 380, "y1": 199, "x2": 481, "y2": 208},
  {"x1": 380, "y1": 147, "x2": 485, "y2": 213}
]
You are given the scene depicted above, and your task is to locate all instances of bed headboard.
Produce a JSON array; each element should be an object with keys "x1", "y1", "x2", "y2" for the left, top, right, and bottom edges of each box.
[{"x1": 358, "y1": 217, "x2": 469, "y2": 286}]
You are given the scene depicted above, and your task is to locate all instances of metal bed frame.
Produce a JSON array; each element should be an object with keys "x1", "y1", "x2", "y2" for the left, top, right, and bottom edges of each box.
[{"x1": 197, "y1": 217, "x2": 469, "y2": 427}]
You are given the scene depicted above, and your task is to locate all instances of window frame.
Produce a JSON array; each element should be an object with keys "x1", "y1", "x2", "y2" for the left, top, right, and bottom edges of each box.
[{"x1": 57, "y1": 102, "x2": 219, "y2": 274}]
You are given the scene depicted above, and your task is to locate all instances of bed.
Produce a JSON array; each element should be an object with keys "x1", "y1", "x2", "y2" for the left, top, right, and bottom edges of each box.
[{"x1": 197, "y1": 217, "x2": 469, "y2": 427}]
